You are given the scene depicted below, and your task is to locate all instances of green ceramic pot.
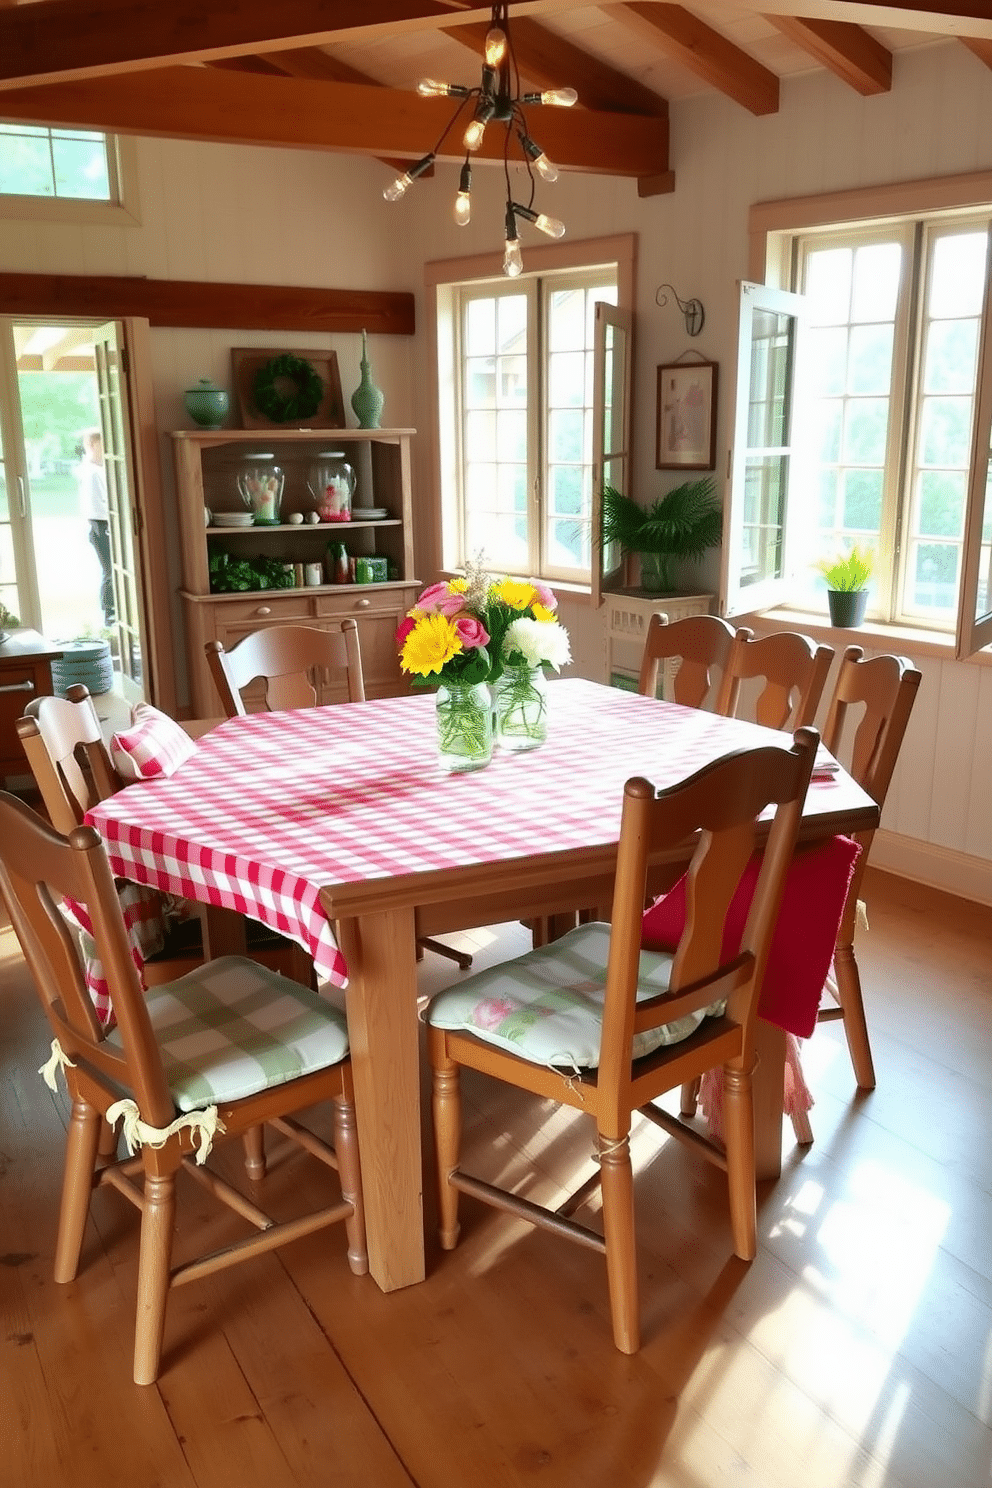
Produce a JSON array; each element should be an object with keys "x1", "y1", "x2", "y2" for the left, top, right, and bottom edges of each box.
[{"x1": 184, "y1": 378, "x2": 230, "y2": 430}]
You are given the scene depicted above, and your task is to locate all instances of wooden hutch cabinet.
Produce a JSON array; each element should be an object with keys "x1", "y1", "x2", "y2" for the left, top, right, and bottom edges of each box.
[{"x1": 172, "y1": 429, "x2": 420, "y2": 717}]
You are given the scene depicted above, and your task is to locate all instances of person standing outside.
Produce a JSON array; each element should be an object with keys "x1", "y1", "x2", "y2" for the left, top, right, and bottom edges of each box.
[{"x1": 78, "y1": 426, "x2": 115, "y2": 627}]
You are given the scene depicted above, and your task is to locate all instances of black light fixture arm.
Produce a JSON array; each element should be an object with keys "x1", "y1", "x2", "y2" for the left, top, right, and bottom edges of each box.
[{"x1": 655, "y1": 283, "x2": 705, "y2": 337}]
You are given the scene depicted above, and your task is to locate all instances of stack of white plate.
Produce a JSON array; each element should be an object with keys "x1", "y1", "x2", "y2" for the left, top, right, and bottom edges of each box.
[
  {"x1": 212, "y1": 512, "x2": 255, "y2": 527},
  {"x1": 357, "y1": 507, "x2": 390, "y2": 520}
]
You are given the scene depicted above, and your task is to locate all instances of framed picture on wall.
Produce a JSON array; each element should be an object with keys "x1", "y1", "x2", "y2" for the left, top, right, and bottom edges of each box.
[{"x1": 656, "y1": 361, "x2": 718, "y2": 470}]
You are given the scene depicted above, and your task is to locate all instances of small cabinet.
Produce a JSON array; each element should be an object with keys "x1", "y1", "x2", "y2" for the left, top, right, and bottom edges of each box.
[
  {"x1": 605, "y1": 589, "x2": 713, "y2": 699},
  {"x1": 173, "y1": 429, "x2": 420, "y2": 717},
  {"x1": 0, "y1": 629, "x2": 63, "y2": 780}
]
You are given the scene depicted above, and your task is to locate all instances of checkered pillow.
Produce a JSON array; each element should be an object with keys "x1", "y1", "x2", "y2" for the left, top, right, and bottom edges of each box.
[
  {"x1": 106, "y1": 955, "x2": 349, "y2": 1111},
  {"x1": 111, "y1": 702, "x2": 197, "y2": 781},
  {"x1": 426, "y1": 922, "x2": 724, "y2": 1070}
]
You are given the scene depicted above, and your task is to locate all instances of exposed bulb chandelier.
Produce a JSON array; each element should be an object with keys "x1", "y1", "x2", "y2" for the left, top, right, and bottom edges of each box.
[{"x1": 383, "y1": 0, "x2": 576, "y2": 277}]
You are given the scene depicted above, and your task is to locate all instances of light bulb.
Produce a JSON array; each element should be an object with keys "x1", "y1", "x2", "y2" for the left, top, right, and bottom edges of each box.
[
  {"x1": 533, "y1": 213, "x2": 566, "y2": 239},
  {"x1": 464, "y1": 118, "x2": 486, "y2": 152},
  {"x1": 503, "y1": 238, "x2": 523, "y2": 277},
  {"x1": 541, "y1": 87, "x2": 577, "y2": 107},
  {"x1": 453, "y1": 163, "x2": 472, "y2": 226},
  {"x1": 418, "y1": 77, "x2": 449, "y2": 97},
  {"x1": 383, "y1": 172, "x2": 412, "y2": 202},
  {"x1": 518, "y1": 132, "x2": 559, "y2": 183},
  {"x1": 484, "y1": 25, "x2": 507, "y2": 66}
]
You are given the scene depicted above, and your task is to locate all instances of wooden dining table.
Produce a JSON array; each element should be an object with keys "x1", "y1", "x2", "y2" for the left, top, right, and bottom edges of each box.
[{"x1": 85, "y1": 678, "x2": 879, "y2": 1293}]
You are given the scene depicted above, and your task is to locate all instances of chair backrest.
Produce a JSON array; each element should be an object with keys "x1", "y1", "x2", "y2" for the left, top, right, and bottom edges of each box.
[
  {"x1": 717, "y1": 628, "x2": 834, "y2": 730},
  {"x1": 597, "y1": 727, "x2": 818, "y2": 1093},
  {"x1": 821, "y1": 645, "x2": 922, "y2": 810},
  {"x1": 637, "y1": 613, "x2": 737, "y2": 709},
  {"x1": 0, "y1": 790, "x2": 175, "y2": 1126},
  {"x1": 17, "y1": 684, "x2": 123, "y2": 833},
  {"x1": 205, "y1": 621, "x2": 366, "y2": 717}
]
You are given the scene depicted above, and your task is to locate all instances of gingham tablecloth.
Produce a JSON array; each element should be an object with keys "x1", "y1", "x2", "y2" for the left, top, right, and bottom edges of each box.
[{"x1": 84, "y1": 679, "x2": 849, "y2": 990}]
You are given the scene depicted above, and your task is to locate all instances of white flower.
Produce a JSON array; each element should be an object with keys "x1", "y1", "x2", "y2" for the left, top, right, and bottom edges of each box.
[{"x1": 503, "y1": 617, "x2": 571, "y2": 671}]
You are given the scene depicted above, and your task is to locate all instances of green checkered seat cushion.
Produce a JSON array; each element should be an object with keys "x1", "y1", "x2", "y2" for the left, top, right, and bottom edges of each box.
[
  {"x1": 426, "y1": 922, "x2": 726, "y2": 1070},
  {"x1": 107, "y1": 955, "x2": 349, "y2": 1112}
]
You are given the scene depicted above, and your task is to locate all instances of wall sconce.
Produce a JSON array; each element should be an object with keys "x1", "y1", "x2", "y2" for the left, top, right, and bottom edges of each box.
[{"x1": 655, "y1": 283, "x2": 705, "y2": 337}]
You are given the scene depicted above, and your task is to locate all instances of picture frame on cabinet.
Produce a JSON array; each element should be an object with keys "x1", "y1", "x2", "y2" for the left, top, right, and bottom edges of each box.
[
  {"x1": 231, "y1": 348, "x2": 345, "y2": 430},
  {"x1": 656, "y1": 361, "x2": 718, "y2": 471}
]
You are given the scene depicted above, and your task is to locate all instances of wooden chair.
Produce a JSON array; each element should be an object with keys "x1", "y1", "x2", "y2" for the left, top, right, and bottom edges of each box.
[
  {"x1": 811, "y1": 645, "x2": 922, "y2": 1095},
  {"x1": 0, "y1": 789, "x2": 367, "y2": 1385},
  {"x1": 206, "y1": 622, "x2": 472, "y2": 972},
  {"x1": 205, "y1": 621, "x2": 365, "y2": 715},
  {"x1": 638, "y1": 612, "x2": 737, "y2": 707},
  {"x1": 717, "y1": 628, "x2": 834, "y2": 730},
  {"x1": 426, "y1": 728, "x2": 818, "y2": 1353}
]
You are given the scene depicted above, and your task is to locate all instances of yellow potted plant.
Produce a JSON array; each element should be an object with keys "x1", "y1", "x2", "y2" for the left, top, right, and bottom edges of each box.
[{"x1": 815, "y1": 544, "x2": 874, "y2": 627}]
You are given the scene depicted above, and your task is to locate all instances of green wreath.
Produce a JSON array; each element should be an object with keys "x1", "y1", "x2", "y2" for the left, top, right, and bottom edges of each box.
[{"x1": 253, "y1": 354, "x2": 324, "y2": 423}]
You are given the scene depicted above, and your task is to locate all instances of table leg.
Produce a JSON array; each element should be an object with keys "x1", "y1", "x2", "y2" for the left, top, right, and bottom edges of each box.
[
  {"x1": 334, "y1": 906, "x2": 425, "y2": 1291},
  {"x1": 753, "y1": 1019, "x2": 785, "y2": 1181}
]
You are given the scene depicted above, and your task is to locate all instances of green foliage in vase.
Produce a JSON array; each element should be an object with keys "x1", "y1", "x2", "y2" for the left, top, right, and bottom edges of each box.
[
  {"x1": 815, "y1": 544, "x2": 874, "y2": 592},
  {"x1": 600, "y1": 478, "x2": 722, "y2": 592}
]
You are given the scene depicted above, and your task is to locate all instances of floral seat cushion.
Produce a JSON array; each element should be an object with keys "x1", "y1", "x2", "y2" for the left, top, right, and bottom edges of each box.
[{"x1": 426, "y1": 922, "x2": 725, "y2": 1070}]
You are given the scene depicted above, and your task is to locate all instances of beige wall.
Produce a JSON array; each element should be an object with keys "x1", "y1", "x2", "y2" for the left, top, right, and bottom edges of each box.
[{"x1": 2, "y1": 40, "x2": 991, "y2": 898}]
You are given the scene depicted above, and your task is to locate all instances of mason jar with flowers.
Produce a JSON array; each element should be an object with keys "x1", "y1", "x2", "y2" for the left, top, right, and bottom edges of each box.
[
  {"x1": 484, "y1": 578, "x2": 571, "y2": 751},
  {"x1": 396, "y1": 576, "x2": 495, "y2": 772}
]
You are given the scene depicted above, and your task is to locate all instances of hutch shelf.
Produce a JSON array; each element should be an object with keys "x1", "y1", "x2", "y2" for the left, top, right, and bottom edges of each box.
[{"x1": 172, "y1": 428, "x2": 420, "y2": 717}]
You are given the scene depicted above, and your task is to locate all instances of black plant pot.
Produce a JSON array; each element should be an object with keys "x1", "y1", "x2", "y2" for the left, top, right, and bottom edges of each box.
[{"x1": 826, "y1": 589, "x2": 868, "y2": 627}]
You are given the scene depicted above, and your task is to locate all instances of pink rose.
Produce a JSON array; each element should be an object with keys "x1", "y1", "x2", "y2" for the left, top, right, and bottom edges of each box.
[
  {"x1": 395, "y1": 615, "x2": 416, "y2": 647},
  {"x1": 415, "y1": 581, "x2": 464, "y2": 616},
  {"x1": 454, "y1": 615, "x2": 490, "y2": 649},
  {"x1": 532, "y1": 582, "x2": 557, "y2": 612},
  {"x1": 471, "y1": 997, "x2": 516, "y2": 1032}
]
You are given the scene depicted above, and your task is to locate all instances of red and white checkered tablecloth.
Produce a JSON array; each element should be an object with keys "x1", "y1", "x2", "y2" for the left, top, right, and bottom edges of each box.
[{"x1": 84, "y1": 679, "x2": 850, "y2": 989}]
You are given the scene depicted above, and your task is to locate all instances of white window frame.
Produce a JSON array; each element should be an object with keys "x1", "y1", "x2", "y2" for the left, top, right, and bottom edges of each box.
[
  {"x1": 731, "y1": 176, "x2": 992, "y2": 657},
  {"x1": 0, "y1": 129, "x2": 140, "y2": 226},
  {"x1": 426, "y1": 233, "x2": 636, "y2": 592}
]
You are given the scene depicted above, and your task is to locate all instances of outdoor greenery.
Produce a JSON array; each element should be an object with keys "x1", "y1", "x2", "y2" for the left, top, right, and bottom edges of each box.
[{"x1": 18, "y1": 371, "x2": 98, "y2": 470}]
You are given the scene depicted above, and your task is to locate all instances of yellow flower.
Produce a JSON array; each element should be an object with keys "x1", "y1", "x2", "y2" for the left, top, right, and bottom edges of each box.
[
  {"x1": 532, "y1": 602, "x2": 556, "y2": 623},
  {"x1": 401, "y1": 612, "x2": 463, "y2": 677},
  {"x1": 449, "y1": 578, "x2": 468, "y2": 594},
  {"x1": 495, "y1": 578, "x2": 536, "y2": 610}
]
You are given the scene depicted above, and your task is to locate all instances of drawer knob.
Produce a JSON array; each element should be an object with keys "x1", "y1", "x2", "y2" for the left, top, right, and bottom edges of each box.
[
  {"x1": 356, "y1": 598, "x2": 371, "y2": 608},
  {"x1": 255, "y1": 605, "x2": 272, "y2": 616}
]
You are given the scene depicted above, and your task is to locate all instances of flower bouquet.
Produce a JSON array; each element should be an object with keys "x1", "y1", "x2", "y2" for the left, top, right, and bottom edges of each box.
[{"x1": 396, "y1": 568, "x2": 570, "y2": 766}]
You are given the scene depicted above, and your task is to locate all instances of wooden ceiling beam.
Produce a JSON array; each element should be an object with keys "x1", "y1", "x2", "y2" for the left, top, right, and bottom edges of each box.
[
  {"x1": 767, "y1": 15, "x2": 892, "y2": 94},
  {"x1": 607, "y1": 3, "x2": 779, "y2": 116},
  {"x1": 959, "y1": 34, "x2": 992, "y2": 68},
  {"x1": 746, "y1": 0, "x2": 992, "y2": 36},
  {"x1": 0, "y1": 65, "x2": 668, "y2": 177},
  {"x1": 443, "y1": 17, "x2": 669, "y2": 116},
  {"x1": 0, "y1": 272, "x2": 416, "y2": 335}
]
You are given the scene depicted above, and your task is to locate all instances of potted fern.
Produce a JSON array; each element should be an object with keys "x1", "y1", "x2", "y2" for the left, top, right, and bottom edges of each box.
[
  {"x1": 815, "y1": 544, "x2": 874, "y2": 627},
  {"x1": 600, "y1": 478, "x2": 722, "y2": 593}
]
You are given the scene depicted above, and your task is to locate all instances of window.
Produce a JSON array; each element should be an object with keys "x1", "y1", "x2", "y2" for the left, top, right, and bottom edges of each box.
[
  {"x1": 729, "y1": 189, "x2": 992, "y2": 656},
  {"x1": 429, "y1": 236, "x2": 634, "y2": 589},
  {"x1": 0, "y1": 125, "x2": 113, "y2": 200}
]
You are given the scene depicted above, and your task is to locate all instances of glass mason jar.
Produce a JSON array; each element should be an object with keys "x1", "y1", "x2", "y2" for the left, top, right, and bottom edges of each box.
[
  {"x1": 493, "y1": 663, "x2": 548, "y2": 751},
  {"x1": 435, "y1": 680, "x2": 493, "y2": 772},
  {"x1": 307, "y1": 452, "x2": 356, "y2": 522},
  {"x1": 236, "y1": 454, "x2": 284, "y2": 523}
]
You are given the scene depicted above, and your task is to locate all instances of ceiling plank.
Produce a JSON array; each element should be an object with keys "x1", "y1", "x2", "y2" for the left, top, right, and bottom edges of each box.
[
  {"x1": 0, "y1": 65, "x2": 669, "y2": 177},
  {"x1": 0, "y1": 272, "x2": 416, "y2": 335},
  {"x1": 767, "y1": 16, "x2": 892, "y2": 94},
  {"x1": 742, "y1": 0, "x2": 992, "y2": 35},
  {"x1": 607, "y1": 3, "x2": 779, "y2": 116},
  {"x1": 443, "y1": 17, "x2": 669, "y2": 116},
  {"x1": 959, "y1": 35, "x2": 992, "y2": 67}
]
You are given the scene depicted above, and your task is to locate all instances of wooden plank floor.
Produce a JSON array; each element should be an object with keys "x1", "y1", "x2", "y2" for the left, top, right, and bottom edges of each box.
[{"x1": 1, "y1": 870, "x2": 991, "y2": 1488}]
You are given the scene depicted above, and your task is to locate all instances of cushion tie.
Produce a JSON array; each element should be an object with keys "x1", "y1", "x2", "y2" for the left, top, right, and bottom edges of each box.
[
  {"x1": 39, "y1": 1037, "x2": 76, "y2": 1092},
  {"x1": 106, "y1": 1098, "x2": 226, "y2": 1166}
]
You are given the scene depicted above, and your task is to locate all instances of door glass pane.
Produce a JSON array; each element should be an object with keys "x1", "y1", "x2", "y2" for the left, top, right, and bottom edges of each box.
[{"x1": 460, "y1": 291, "x2": 529, "y2": 570}]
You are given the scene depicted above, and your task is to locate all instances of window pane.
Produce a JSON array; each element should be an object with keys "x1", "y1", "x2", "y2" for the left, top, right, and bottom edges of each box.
[
  {"x1": 928, "y1": 232, "x2": 988, "y2": 319},
  {"x1": 806, "y1": 327, "x2": 847, "y2": 397},
  {"x1": 52, "y1": 135, "x2": 111, "y2": 199},
  {"x1": 740, "y1": 457, "x2": 786, "y2": 585},
  {"x1": 0, "y1": 126, "x2": 114, "y2": 201},
  {"x1": 842, "y1": 399, "x2": 888, "y2": 464},
  {"x1": 907, "y1": 540, "x2": 958, "y2": 616},
  {"x1": 548, "y1": 408, "x2": 584, "y2": 463},
  {"x1": 548, "y1": 289, "x2": 586, "y2": 351},
  {"x1": 851, "y1": 242, "x2": 902, "y2": 322},
  {"x1": 549, "y1": 514, "x2": 589, "y2": 569},
  {"x1": 747, "y1": 311, "x2": 794, "y2": 447},
  {"x1": 919, "y1": 395, "x2": 972, "y2": 467},
  {"x1": 848, "y1": 324, "x2": 894, "y2": 396},
  {"x1": 805, "y1": 249, "x2": 852, "y2": 326},
  {"x1": 465, "y1": 299, "x2": 496, "y2": 356},
  {"x1": 547, "y1": 350, "x2": 585, "y2": 408},
  {"x1": 917, "y1": 471, "x2": 965, "y2": 539},
  {"x1": 923, "y1": 318, "x2": 978, "y2": 396},
  {"x1": 0, "y1": 134, "x2": 54, "y2": 196},
  {"x1": 465, "y1": 355, "x2": 495, "y2": 409},
  {"x1": 842, "y1": 470, "x2": 884, "y2": 531}
]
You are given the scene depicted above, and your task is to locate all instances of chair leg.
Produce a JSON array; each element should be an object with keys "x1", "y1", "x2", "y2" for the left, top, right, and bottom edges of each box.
[
  {"x1": 54, "y1": 1096, "x2": 102, "y2": 1283},
  {"x1": 242, "y1": 1125, "x2": 266, "y2": 1181},
  {"x1": 133, "y1": 1169, "x2": 177, "y2": 1386},
  {"x1": 418, "y1": 936, "x2": 473, "y2": 971},
  {"x1": 832, "y1": 940, "x2": 876, "y2": 1090},
  {"x1": 598, "y1": 1130, "x2": 639, "y2": 1354},
  {"x1": 680, "y1": 1077, "x2": 701, "y2": 1117},
  {"x1": 722, "y1": 1066, "x2": 757, "y2": 1262},
  {"x1": 97, "y1": 1114, "x2": 119, "y2": 1162},
  {"x1": 333, "y1": 1086, "x2": 369, "y2": 1276},
  {"x1": 430, "y1": 1035, "x2": 462, "y2": 1250}
]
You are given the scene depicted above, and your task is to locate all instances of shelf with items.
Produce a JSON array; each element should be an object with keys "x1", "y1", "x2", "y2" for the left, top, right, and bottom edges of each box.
[{"x1": 172, "y1": 428, "x2": 420, "y2": 714}]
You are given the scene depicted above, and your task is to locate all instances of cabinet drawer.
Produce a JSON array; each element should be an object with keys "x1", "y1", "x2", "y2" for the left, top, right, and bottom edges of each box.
[
  {"x1": 0, "y1": 663, "x2": 48, "y2": 774},
  {"x1": 218, "y1": 594, "x2": 315, "y2": 625},
  {"x1": 314, "y1": 586, "x2": 416, "y2": 621}
]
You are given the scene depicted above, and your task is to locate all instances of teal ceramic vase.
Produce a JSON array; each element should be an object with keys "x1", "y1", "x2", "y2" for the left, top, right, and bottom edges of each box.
[
  {"x1": 184, "y1": 378, "x2": 229, "y2": 430},
  {"x1": 350, "y1": 330, "x2": 385, "y2": 429}
]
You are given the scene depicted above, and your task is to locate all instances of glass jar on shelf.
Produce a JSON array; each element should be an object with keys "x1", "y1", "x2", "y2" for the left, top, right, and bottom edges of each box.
[
  {"x1": 307, "y1": 452, "x2": 356, "y2": 523},
  {"x1": 236, "y1": 454, "x2": 284, "y2": 524}
]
